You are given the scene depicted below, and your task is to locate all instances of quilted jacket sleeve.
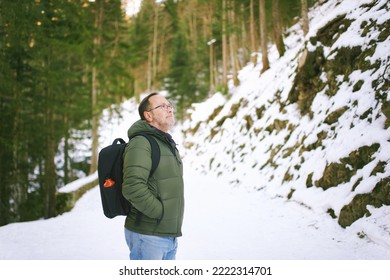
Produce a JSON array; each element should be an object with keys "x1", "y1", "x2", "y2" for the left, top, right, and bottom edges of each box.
[{"x1": 122, "y1": 136, "x2": 163, "y2": 219}]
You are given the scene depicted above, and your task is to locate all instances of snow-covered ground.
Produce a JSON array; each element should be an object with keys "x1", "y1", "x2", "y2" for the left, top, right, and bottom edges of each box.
[{"x1": 1, "y1": 167, "x2": 389, "y2": 260}]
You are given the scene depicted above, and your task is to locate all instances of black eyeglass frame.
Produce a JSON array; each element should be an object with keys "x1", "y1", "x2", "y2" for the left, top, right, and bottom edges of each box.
[{"x1": 147, "y1": 104, "x2": 174, "y2": 112}]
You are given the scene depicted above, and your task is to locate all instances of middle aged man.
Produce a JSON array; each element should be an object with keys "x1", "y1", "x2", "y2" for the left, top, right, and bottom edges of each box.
[{"x1": 122, "y1": 92, "x2": 184, "y2": 260}]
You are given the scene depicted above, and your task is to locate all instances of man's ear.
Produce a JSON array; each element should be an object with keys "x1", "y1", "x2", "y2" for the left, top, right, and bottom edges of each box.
[{"x1": 144, "y1": 111, "x2": 153, "y2": 122}]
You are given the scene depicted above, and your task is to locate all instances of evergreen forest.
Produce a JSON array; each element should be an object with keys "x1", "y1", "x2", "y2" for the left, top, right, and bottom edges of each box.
[{"x1": 0, "y1": 0, "x2": 315, "y2": 226}]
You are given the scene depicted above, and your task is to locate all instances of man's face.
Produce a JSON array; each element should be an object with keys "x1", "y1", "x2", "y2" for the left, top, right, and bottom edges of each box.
[{"x1": 146, "y1": 95, "x2": 175, "y2": 132}]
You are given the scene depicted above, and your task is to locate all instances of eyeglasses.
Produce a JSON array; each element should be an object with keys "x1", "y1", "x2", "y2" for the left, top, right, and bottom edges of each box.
[{"x1": 148, "y1": 104, "x2": 174, "y2": 112}]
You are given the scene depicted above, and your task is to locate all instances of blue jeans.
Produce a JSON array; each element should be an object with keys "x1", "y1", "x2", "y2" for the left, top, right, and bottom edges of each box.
[{"x1": 124, "y1": 228, "x2": 178, "y2": 260}]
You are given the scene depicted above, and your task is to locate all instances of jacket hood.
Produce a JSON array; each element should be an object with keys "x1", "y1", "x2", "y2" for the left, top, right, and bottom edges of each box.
[
  {"x1": 128, "y1": 120, "x2": 177, "y2": 152},
  {"x1": 127, "y1": 120, "x2": 155, "y2": 137}
]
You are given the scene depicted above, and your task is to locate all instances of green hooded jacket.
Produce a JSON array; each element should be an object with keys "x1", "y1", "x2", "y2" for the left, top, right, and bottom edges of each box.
[{"x1": 122, "y1": 120, "x2": 184, "y2": 237}]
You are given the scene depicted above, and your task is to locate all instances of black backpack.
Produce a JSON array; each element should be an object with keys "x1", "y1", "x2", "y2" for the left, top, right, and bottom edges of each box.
[{"x1": 97, "y1": 133, "x2": 160, "y2": 218}]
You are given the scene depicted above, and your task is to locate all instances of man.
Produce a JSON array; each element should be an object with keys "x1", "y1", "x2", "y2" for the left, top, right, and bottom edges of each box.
[{"x1": 122, "y1": 92, "x2": 184, "y2": 260}]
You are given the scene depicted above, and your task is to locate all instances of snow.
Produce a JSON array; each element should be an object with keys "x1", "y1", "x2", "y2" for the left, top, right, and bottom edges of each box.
[
  {"x1": 0, "y1": 0, "x2": 389, "y2": 267},
  {"x1": 1, "y1": 168, "x2": 389, "y2": 260}
]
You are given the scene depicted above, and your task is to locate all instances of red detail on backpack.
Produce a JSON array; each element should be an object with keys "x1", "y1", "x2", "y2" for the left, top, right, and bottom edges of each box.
[{"x1": 103, "y1": 178, "x2": 115, "y2": 188}]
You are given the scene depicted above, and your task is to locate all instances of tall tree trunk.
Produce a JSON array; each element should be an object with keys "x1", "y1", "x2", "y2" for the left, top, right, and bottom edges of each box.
[
  {"x1": 44, "y1": 113, "x2": 57, "y2": 218},
  {"x1": 63, "y1": 61, "x2": 71, "y2": 184},
  {"x1": 209, "y1": 40, "x2": 214, "y2": 95},
  {"x1": 5, "y1": 59, "x2": 28, "y2": 224},
  {"x1": 147, "y1": 45, "x2": 152, "y2": 91},
  {"x1": 134, "y1": 73, "x2": 141, "y2": 103},
  {"x1": 152, "y1": 3, "x2": 159, "y2": 88},
  {"x1": 187, "y1": 0, "x2": 197, "y2": 52},
  {"x1": 63, "y1": 114, "x2": 70, "y2": 184},
  {"x1": 90, "y1": 74, "x2": 99, "y2": 175},
  {"x1": 43, "y1": 55, "x2": 57, "y2": 218},
  {"x1": 11, "y1": 65, "x2": 23, "y2": 220},
  {"x1": 301, "y1": 0, "x2": 309, "y2": 36},
  {"x1": 298, "y1": 0, "x2": 309, "y2": 70},
  {"x1": 0, "y1": 171, "x2": 10, "y2": 225},
  {"x1": 222, "y1": 0, "x2": 228, "y2": 86},
  {"x1": 229, "y1": 0, "x2": 240, "y2": 86},
  {"x1": 272, "y1": 0, "x2": 285, "y2": 57},
  {"x1": 158, "y1": 14, "x2": 167, "y2": 77},
  {"x1": 89, "y1": 0, "x2": 103, "y2": 175},
  {"x1": 249, "y1": 0, "x2": 257, "y2": 64},
  {"x1": 259, "y1": 0, "x2": 269, "y2": 73},
  {"x1": 90, "y1": 65, "x2": 99, "y2": 172},
  {"x1": 240, "y1": 3, "x2": 249, "y2": 64},
  {"x1": 208, "y1": 1, "x2": 215, "y2": 95}
]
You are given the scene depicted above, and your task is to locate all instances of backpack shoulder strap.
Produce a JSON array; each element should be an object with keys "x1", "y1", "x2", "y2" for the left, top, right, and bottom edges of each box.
[
  {"x1": 141, "y1": 134, "x2": 160, "y2": 177},
  {"x1": 130, "y1": 133, "x2": 161, "y2": 177}
]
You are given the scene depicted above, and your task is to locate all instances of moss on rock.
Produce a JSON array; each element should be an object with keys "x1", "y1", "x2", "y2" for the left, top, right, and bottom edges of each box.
[
  {"x1": 370, "y1": 161, "x2": 387, "y2": 176},
  {"x1": 315, "y1": 144, "x2": 380, "y2": 190},
  {"x1": 338, "y1": 178, "x2": 390, "y2": 227},
  {"x1": 216, "y1": 102, "x2": 241, "y2": 127},
  {"x1": 381, "y1": 100, "x2": 390, "y2": 129},
  {"x1": 288, "y1": 47, "x2": 326, "y2": 116},
  {"x1": 306, "y1": 172, "x2": 314, "y2": 188},
  {"x1": 340, "y1": 144, "x2": 380, "y2": 170},
  {"x1": 244, "y1": 115, "x2": 254, "y2": 131},
  {"x1": 315, "y1": 14, "x2": 352, "y2": 47},
  {"x1": 265, "y1": 119, "x2": 289, "y2": 133},
  {"x1": 324, "y1": 106, "x2": 349, "y2": 125},
  {"x1": 315, "y1": 162, "x2": 354, "y2": 190}
]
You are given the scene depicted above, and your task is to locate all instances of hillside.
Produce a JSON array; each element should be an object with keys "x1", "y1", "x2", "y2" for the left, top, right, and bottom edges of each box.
[{"x1": 182, "y1": 0, "x2": 390, "y2": 233}]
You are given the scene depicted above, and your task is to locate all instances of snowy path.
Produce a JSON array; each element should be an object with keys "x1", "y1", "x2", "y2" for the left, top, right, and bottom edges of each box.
[
  {"x1": 1, "y1": 170, "x2": 389, "y2": 260},
  {"x1": 179, "y1": 171, "x2": 390, "y2": 260}
]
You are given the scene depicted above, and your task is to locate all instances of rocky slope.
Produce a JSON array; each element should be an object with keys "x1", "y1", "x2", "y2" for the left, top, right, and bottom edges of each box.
[{"x1": 182, "y1": 0, "x2": 390, "y2": 229}]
